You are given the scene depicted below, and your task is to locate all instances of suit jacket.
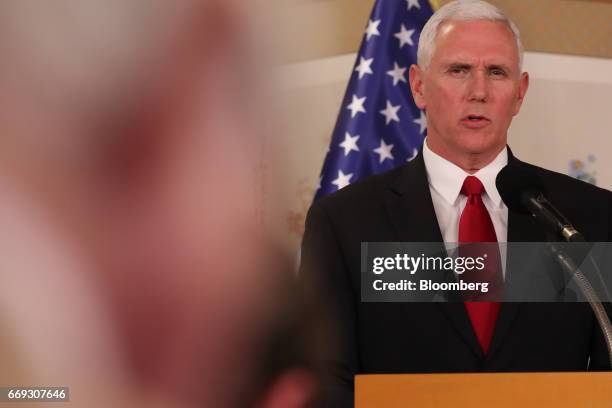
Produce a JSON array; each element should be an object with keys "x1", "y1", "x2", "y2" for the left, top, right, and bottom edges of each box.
[{"x1": 300, "y1": 148, "x2": 612, "y2": 407}]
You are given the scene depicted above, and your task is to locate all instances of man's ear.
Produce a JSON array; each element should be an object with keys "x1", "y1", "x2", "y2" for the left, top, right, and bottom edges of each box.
[
  {"x1": 409, "y1": 64, "x2": 426, "y2": 110},
  {"x1": 513, "y1": 71, "x2": 529, "y2": 116}
]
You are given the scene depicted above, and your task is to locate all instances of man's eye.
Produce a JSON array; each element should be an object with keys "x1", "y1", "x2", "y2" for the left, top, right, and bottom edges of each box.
[
  {"x1": 490, "y1": 69, "x2": 506, "y2": 77},
  {"x1": 449, "y1": 67, "x2": 467, "y2": 74}
]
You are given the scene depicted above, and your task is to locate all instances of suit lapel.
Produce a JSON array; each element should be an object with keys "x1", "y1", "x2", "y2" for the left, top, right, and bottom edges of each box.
[
  {"x1": 383, "y1": 152, "x2": 443, "y2": 243},
  {"x1": 383, "y1": 152, "x2": 484, "y2": 358},
  {"x1": 487, "y1": 152, "x2": 547, "y2": 357}
]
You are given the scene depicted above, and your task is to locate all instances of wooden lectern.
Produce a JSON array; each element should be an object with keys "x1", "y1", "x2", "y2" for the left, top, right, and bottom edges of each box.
[{"x1": 356, "y1": 372, "x2": 612, "y2": 407}]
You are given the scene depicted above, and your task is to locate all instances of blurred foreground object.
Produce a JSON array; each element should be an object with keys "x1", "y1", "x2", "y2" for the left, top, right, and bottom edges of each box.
[{"x1": 0, "y1": 0, "x2": 329, "y2": 407}]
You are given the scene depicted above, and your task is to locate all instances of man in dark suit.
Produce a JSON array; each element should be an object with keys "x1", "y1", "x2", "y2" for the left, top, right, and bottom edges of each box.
[{"x1": 300, "y1": 0, "x2": 612, "y2": 405}]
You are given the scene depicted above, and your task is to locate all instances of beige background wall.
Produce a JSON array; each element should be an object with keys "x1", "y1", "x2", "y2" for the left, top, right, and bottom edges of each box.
[
  {"x1": 273, "y1": 0, "x2": 612, "y2": 249},
  {"x1": 280, "y1": 0, "x2": 612, "y2": 63}
]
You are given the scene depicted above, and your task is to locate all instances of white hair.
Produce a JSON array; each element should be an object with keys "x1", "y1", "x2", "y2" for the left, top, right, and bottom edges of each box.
[{"x1": 417, "y1": 0, "x2": 524, "y2": 71}]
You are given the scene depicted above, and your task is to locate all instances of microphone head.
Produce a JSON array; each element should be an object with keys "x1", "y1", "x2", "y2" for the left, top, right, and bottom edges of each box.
[{"x1": 496, "y1": 163, "x2": 545, "y2": 214}]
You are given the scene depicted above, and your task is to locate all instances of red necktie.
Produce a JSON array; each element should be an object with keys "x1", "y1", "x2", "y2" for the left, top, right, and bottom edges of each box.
[{"x1": 459, "y1": 176, "x2": 502, "y2": 354}]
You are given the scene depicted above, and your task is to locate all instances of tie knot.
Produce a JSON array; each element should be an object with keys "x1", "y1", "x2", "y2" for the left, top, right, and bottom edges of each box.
[{"x1": 461, "y1": 176, "x2": 485, "y2": 196}]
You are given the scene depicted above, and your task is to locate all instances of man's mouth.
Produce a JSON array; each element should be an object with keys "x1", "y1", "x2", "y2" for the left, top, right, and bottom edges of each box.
[
  {"x1": 464, "y1": 115, "x2": 489, "y2": 121},
  {"x1": 461, "y1": 115, "x2": 490, "y2": 128}
]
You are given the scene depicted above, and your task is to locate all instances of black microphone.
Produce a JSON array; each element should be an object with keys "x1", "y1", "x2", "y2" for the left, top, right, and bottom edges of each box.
[
  {"x1": 495, "y1": 163, "x2": 585, "y2": 242},
  {"x1": 497, "y1": 163, "x2": 612, "y2": 367}
]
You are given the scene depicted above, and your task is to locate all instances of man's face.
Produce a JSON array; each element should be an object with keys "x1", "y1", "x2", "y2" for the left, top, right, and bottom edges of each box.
[{"x1": 409, "y1": 20, "x2": 529, "y2": 170}]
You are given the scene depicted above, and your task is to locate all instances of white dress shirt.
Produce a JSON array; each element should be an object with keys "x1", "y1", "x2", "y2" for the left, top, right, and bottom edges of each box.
[{"x1": 422, "y1": 139, "x2": 509, "y2": 276}]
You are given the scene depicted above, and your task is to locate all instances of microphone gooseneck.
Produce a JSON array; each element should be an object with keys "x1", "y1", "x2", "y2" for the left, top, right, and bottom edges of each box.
[{"x1": 496, "y1": 162, "x2": 612, "y2": 369}]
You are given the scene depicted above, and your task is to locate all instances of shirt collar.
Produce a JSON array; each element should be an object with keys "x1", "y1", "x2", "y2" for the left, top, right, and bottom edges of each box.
[{"x1": 422, "y1": 138, "x2": 508, "y2": 208}]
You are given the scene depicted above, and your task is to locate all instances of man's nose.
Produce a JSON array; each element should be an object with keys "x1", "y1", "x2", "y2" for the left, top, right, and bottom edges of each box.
[{"x1": 467, "y1": 71, "x2": 489, "y2": 103}]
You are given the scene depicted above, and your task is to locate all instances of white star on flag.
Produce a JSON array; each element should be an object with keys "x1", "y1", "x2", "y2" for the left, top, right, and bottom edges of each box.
[
  {"x1": 332, "y1": 170, "x2": 353, "y2": 190},
  {"x1": 354, "y1": 57, "x2": 374, "y2": 79},
  {"x1": 373, "y1": 139, "x2": 394, "y2": 163},
  {"x1": 365, "y1": 19, "x2": 381, "y2": 40},
  {"x1": 394, "y1": 24, "x2": 415, "y2": 48},
  {"x1": 386, "y1": 62, "x2": 407, "y2": 86},
  {"x1": 339, "y1": 132, "x2": 360, "y2": 156},
  {"x1": 346, "y1": 94, "x2": 367, "y2": 118},
  {"x1": 407, "y1": 148, "x2": 419, "y2": 162},
  {"x1": 380, "y1": 101, "x2": 401, "y2": 125},
  {"x1": 413, "y1": 110, "x2": 427, "y2": 134},
  {"x1": 405, "y1": 0, "x2": 421, "y2": 10}
]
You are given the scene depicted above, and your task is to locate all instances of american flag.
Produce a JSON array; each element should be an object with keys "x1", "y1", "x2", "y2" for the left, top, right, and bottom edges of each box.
[{"x1": 314, "y1": 0, "x2": 435, "y2": 199}]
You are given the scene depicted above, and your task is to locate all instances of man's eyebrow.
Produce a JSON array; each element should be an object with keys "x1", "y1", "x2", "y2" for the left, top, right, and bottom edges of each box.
[
  {"x1": 444, "y1": 62, "x2": 473, "y2": 69},
  {"x1": 442, "y1": 62, "x2": 514, "y2": 72},
  {"x1": 486, "y1": 64, "x2": 512, "y2": 72}
]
